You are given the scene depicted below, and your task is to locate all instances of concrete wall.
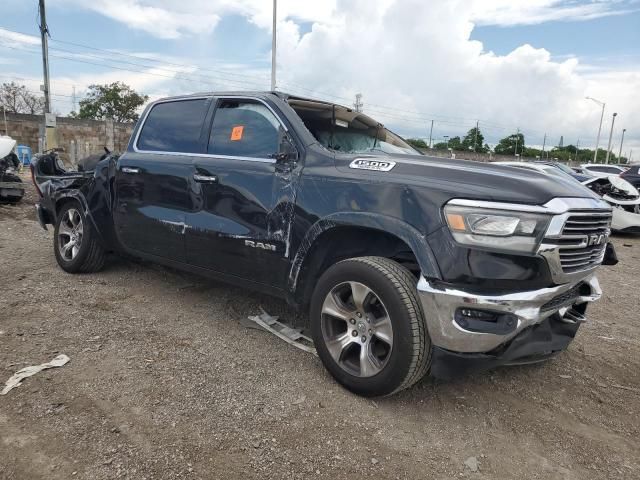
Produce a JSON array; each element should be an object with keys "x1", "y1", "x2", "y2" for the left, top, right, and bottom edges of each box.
[{"x1": 1, "y1": 113, "x2": 134, "y2": 166}]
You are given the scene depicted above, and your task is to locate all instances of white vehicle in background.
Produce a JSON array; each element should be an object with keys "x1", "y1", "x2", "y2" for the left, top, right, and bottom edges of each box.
[
  {"x1": 494, "y1": 161, "x2": 640, "y2": 233},
  {"x1": 583, "y1": 175, "x2": 640, "y2": 233},
  {"x1": 580, "y1": 164, "x2": 628, "y2": 176},
  {"x1": 0, "y1": 136, "x2": 25, "y2": 204}
]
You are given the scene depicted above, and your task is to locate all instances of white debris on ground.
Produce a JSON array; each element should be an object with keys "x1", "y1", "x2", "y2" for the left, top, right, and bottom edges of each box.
[
  {"x1": 244, "y1": 307, "x2": 317, "y2": 356},
  {"x1": 1, "y1": 354, "x2": 70, "y2": 395},
  {"x1": 464, "y1": 456, "x2": 480, "y2": 473}
]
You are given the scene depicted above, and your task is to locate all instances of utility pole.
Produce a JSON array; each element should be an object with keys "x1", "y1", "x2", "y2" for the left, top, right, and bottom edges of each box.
[
  {"x1": 575, "y1": 139, "x2": 579, "y2": 163},
  {"x1": 353, "y1": 93, "x2": 363, "y2": 113},
  {"x1": 514, "y1": 128, "x2": 520, "y2": 159},
  {"x1": 473, "y1": 120, "x2": 479, "y2": 152},
  {"x1": 2, "y1": 106, "x2": 7, "y2": 136},
  {"x1": 39, "y1": 0, "x2": 57, "y2": 151},
  {"x1": 542, "y1": 133, "x2": 546, "y2": 158},
  {"x1": 605, "y1": 112, "x2": 617, "y2": 164},
  {"x1": 270, "y1": 0, "x2": 277, "y2": 91},
  {"x1": 586, "y1": 96, "x2": 605, "y2": 163},
  {"x1": 39, "y1": 0, "x2": 51, "y2": 114},
  {"x1": 618, "y1": 128, "x2": 626, "y2": 161},
  {"x1": 428, "y1": 120, "x2": 433, "y2": 148},
  {"x1": 72, "y1": 85, "x2": 77, "y2": 112}
]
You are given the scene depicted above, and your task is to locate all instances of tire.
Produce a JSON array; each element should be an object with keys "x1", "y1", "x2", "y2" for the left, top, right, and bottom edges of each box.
[
  {"x1": 310, "y1": 256, "x2": 431, "y2": 397},
  {"x1": 54, "y1": 202, "x2": 106, "y2": 273}
]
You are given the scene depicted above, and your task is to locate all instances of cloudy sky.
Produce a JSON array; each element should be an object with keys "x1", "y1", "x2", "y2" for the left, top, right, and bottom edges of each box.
[{"x1": 1, "y1": 0, "x2": 639, "y2": 157}]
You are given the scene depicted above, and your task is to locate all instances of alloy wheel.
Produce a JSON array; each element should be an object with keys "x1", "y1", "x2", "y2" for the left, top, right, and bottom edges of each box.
[
  {"x1": 320, "y1": 281, "x2": 393, "y2": 377},
  {"x1": 57, "y1": 208, "x2": 83, "y2": 261}
]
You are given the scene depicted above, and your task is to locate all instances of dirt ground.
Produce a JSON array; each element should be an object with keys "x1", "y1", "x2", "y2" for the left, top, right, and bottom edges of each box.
[{"x1": 1, "y1": 176, "x2": 639, "y2": 480}]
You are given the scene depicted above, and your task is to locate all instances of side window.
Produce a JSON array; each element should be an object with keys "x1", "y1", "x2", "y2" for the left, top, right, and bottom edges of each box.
[
  {"x1": 137, "y1": 99, "x2": 209, "y2": 153},
  {"x1": 208, "y1": 100, "x2": 280, "y2": 158},
  {"x1": 591, "y1": 166, "x2": 618, "y2": 174}
]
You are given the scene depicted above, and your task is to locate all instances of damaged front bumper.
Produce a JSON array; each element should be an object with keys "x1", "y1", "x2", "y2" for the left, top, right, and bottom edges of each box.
[{"x1": 417, "y1": 275, "x2": 602, "y2": 378}]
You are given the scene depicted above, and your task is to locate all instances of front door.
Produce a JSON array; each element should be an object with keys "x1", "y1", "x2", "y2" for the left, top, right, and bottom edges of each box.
[
  {"x1": 185, "y1": 97, "x2": 300, "y2": 286},
  {"x1": 114, "y1": 97, "x2": 211, "y2": 262}
]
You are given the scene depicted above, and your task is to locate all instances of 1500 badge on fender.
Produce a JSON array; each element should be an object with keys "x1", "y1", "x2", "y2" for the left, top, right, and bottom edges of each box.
[{"x1": 349, "y1": 158, "x2": 396, "y2": 172}]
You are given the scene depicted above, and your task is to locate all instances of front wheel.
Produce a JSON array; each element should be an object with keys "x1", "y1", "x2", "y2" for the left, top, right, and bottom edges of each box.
[
  {"x1": 54, "y1": 203, "x2": 106, "y2": 273},
  {"x1": 310, "y1": 256, "x2": 432, "y2": 397}
]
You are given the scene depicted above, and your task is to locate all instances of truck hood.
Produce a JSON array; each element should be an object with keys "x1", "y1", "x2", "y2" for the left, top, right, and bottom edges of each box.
[{"x1": 343, "y1": 154, "x2": 601, "y2": 205}]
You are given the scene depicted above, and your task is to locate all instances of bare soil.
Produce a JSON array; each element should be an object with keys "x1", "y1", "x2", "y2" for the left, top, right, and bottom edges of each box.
[{"x1": 1, "y1": 177, "x2": 639, "y2": 479}]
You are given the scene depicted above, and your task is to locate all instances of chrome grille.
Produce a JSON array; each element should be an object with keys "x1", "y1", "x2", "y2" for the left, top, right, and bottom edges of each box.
[{"x1": 558, "y1": 211, "x2": 611, "y2": 273}]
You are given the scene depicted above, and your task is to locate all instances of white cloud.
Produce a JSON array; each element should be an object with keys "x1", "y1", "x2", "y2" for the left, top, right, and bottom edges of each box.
[
  {"x1": 0, "y1": 28, "x2": 41, "y2": 47},
  {"x1": 51, "y1": 0, "x2": 337, "y2": 39},
  {"x1": 273, "y1": 0, "x2": 640, "y2": 154},
  {"x1": 470, "y1": 0, "x2": 637, "y2": 26}
]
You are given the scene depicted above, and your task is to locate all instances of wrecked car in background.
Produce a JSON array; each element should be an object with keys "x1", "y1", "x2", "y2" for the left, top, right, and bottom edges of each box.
[
  {"x1": 621, "y1": 164, "x2": 640, "y2": 189},
  {"x1": 583, "y1": 175, "x2": 640, "y2": 233},
  {"x1": 0, "y1": 136, "x2": 25, "y2": 204},
  {"x1": 32, "y1": 92, "x2": 617, "y2": 397},
  {"x1": 495, "y1": 161, "x2": 640, "y2": 234}
]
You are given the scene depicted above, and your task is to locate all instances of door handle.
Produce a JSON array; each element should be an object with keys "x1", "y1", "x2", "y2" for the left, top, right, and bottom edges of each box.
[
  {"x1": 121, "y1": 167, "x2": 140, "y2": 174},
  {"x1": 193, "y1": 174, "x2": 218, "y2": 183}
]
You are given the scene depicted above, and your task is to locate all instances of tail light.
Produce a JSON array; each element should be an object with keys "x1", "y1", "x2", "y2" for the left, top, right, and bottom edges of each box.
[{"x1": 30, "y1": 163, "x2": 43, "y2": 197}]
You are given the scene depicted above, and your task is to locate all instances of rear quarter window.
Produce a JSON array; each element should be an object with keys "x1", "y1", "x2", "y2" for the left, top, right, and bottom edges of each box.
[{"x1": 137, "y1": 99, "x2": 209, "y2": 153}]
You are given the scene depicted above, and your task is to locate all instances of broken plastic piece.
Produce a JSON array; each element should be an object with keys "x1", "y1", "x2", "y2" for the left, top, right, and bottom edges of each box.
[
  {"x1": 1, "y1": 354, "x2": 70, "y2": 395},
  {"x1": 246, "y1": 308, "x2": 317, "y2": 356}
]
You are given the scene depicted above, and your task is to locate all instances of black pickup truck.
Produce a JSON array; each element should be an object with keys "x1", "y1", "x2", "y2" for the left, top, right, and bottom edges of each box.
[{"x1": 32, "y1": 91, "x2": 617, "y2": 397}]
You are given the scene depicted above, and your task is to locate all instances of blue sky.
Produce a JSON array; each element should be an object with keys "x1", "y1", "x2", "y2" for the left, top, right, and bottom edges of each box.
[
  {"x1": 0, "y1": 0, "x2": 639, "y2": 154},
  {"x1": 472, "y1": 11, "x2": 640, "y2": 67}
]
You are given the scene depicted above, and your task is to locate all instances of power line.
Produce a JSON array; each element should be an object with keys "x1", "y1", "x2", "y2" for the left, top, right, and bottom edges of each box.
[
  {"x1": 0, "y1": 40, "x2": 269, "y2": 91},
  {"x1": 0, "y1": 26, "x2": 272, "y2": 84}
]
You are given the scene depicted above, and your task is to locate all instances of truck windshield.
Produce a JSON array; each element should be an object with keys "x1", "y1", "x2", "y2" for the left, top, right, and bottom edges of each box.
[{"x1": 288, "y1": 98, "x2": 419, "y2": 156}]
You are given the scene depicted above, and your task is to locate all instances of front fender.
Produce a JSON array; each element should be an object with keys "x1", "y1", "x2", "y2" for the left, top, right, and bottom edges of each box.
[{"x1": 287, "y1": 211, "x2": 442, "y2": 293}]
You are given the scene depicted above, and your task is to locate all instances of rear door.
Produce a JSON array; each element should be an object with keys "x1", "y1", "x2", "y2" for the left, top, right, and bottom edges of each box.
[
  {"x1": 114, "y1": 97, "x2": 211, "y2": 262},
  {"x1": 185, "y1": 97, "x2": 300, "y2": 285}
]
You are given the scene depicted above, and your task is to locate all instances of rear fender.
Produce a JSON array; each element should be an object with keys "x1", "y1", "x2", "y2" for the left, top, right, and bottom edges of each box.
[{"x1": 51, "y1": 189, "x2": 107, "y2": 248}]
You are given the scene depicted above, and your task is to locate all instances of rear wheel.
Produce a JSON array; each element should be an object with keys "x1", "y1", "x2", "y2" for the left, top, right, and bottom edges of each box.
[
  {"x1": 310, "y1": 256, "x2": 431, "y2": 397},
  {"x1": 54, "y1": 203, "x2": 105, "y2": 273}
]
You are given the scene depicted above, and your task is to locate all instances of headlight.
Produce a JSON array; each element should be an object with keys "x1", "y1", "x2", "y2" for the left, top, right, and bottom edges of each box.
[{"x1": 444, "y1": 203, "x2": 551, "y2": 253}]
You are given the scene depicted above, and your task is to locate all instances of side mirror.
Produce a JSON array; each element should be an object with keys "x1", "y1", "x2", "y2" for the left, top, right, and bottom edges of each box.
[{"x1": 273, "y1": 134, "x2": 298, "y2": 164}]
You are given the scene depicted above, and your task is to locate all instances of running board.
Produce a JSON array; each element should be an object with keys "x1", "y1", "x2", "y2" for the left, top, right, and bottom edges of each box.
[{"x1": 244, "y1": 308, "x2": 317, "y2": 356}]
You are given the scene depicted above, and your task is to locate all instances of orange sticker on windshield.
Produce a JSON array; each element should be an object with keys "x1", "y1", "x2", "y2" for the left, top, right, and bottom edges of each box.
[{"x1": 230, "y1": 126, "x2": 244, "y2": 141}]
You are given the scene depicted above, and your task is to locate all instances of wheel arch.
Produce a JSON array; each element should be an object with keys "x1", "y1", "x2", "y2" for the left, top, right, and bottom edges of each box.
[
  {"x1": 287, "y1": 212, "x2": 441, "y2": 308},
  {"x1": 53, "y1": 191, "x2": 106, "y2": 248}
]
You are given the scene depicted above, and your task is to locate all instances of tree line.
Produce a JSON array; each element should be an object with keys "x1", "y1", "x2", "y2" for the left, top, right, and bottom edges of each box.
[
  {"x1": 1, "y1": 81, "x2": 147, "y2": 123},
  {"x1": 407, "y1": 127, "x2": 629, "y2": 163}
]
